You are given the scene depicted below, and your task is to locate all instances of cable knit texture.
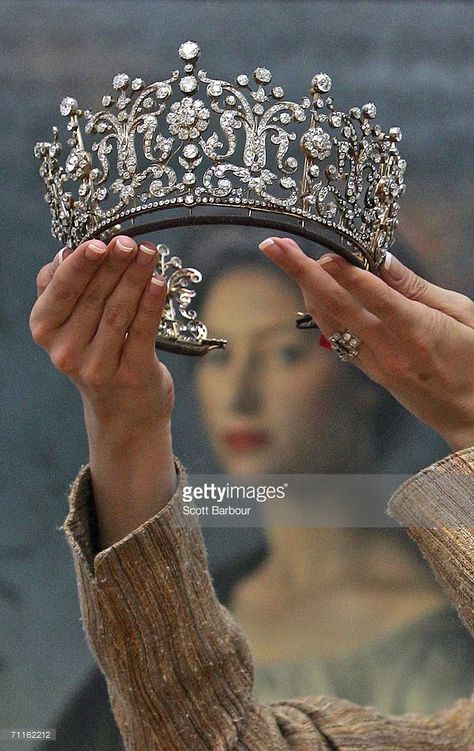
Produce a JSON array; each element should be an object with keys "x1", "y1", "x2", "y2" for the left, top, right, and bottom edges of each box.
[{"x1": 62, "y1": 449, "x2": 474, "y2": 750}]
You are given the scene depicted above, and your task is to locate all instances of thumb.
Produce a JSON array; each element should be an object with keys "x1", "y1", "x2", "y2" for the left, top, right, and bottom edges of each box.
[{"x1": 381, "y1": 252, "x2": 474, "y2": 326}]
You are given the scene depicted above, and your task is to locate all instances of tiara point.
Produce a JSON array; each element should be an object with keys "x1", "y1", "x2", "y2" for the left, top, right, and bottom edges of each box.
[{"x1": 178, "y1": 40, "x2": 201, "y2": 62}]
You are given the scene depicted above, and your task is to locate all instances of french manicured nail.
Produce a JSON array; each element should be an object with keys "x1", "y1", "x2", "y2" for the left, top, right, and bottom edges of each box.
[
  {"x1": 319, "y1": 253, "x2": 341, "y2": 272},
  {"x1": 137, "y1": 243, "x2": 157, "y2": 266},
  {"x1": 149, "y1": 274, "x2": 167, "y2": 293},
  {"x1": 116, "y1": 237, "x2": 135, "y2": 253},
  {"x1": 258, "y1": 237, "x2": 284, "y2": 259},
  {"x1": 85, "y1": 240, "x2": 107, "y2": 259},
  {"x1": 381, "y1": 251, "x2": 404, "y2": 282}
]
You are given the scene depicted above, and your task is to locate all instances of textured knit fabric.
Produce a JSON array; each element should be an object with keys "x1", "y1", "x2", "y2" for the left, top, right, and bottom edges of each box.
[{"x1": 62, "y1": 448, "x2": 474, "y2": 750}]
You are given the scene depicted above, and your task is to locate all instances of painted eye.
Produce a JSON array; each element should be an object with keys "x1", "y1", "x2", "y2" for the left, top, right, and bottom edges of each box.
[
  {"x1": 276, "y1": 344, "x2": 305, "y2": 364},
  {"x1": 204, "y1": 348, "x2": 231, "y2": 366}
]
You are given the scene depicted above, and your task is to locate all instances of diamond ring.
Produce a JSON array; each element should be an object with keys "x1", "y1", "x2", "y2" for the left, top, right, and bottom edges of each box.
[{"x1": 328, "y1": 330, "x2": 362, "y2": 362}]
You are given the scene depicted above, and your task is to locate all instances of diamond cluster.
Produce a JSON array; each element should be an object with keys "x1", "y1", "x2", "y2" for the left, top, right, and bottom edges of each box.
[{"x1": 34, "y1": 40, "x2": 406, "y2": 269}]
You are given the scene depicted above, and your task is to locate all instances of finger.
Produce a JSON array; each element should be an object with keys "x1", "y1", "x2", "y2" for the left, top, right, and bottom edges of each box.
[
  {"x1": 32, "y1": 239, "x2": 109, "y2": 331},
  {"x1": 309, "y1": 303, "x2": 381, "y2": 377},
  {"x1": 88, "y1": 243, "x2": 158, "y2": 370},
  {"x1": 120, "y1": 273, "x2": 168, "y2": 370},
  {"x1": 59, "y1": 235, "x2": 140, "y2": 349},
  {"x1": 259, "y1": 236, "x2": 385, "y2": 343},
  {"x1": 291, "y1": 246, "x2": 424, "y2": 334},
  {"x1": 36, "y1": 248, "x2": 74, "y2": 297},
  {"x1": 381, "y1": 252, "x2": 474, "y2": 327}
]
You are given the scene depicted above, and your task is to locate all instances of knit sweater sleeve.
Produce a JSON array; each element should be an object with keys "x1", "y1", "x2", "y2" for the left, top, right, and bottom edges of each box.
[{"x1": 61, "y1": 449, "x2": 474, "y2": 750}]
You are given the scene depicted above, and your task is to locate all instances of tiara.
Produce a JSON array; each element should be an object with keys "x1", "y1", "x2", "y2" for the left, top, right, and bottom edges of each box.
[{"x1": 34, "y1": 40, "x2": 406, "y2": 354}]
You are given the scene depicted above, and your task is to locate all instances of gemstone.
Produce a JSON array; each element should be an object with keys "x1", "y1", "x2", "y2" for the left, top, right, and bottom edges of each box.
[
  {"x1": 237, "y1": 74, "x2": 249, "y2": 86},
  {"x1": 253, "y1": 104, "x2": 264, "y2": 115},
  {"x1": 101, "y1": 95, "x2": 112, "y2": 107},
  {"x1": 309, "y1": 164, "x2": 320, "y2": 177},
  {"x1": 330, "y1": 114, "x2": 342, "y2": 127},
  {"x1": 207, "y1": 82, "x2": 223, "y2": 97},
  {"x1": 389, "y1": 127, "x2": 402, "y2": 141},
  {"x1": 225, "y1": 95, "x2": 236, "y2": 106},
  {"x1": 178, "y1": 41, "x2": 200, "y2": 61},
  {"x1": 362, "y1": 102, "x2": 377, "y2": 119},
  {"x1": 60, "y1": 97, "x2": 78, "y2": 116},
  {"x1": 156, "y1": 84, "x2": 171, "y2": 99},
  {"x1": 252, "y1": 87, "x2": 266, "y2": 103},
  {"x1": 254, "y1": 67, "x2": 272, "y2": 83},
  {"x1": 286, "y1": 157, "x2": 298, "y2": 169},
  {"x1": 280, "y1": 113, "x2": 291, "y2": 124},
  {"x1": 183, "y1": 144, "x2": 199, "y2": 158},
  {"x1": 183, "y1": 172, "x2": 196, "y2": 185},
  {"x1": 180, "y1": 75, "x2": 198, "y2": 93},
  {"x1": 132, "y1": 78, "x2": 144, "y2": 90},
  {"x1": 113, "y1": 73, "x2": 130, "y2": 90},
  {"x1": 185, "y1": 194, "x2": 194, "y2": 204},
  {"x1": 280, "y1": 177, "x2": 295, "y2": 188},
  {"x1": 272, "y1": 86, "x2": 284, "y2": 98},
  {"x1": 293, "y1": 107, "x2": 306, "y2": 122},
  {"x1": 350, "y1": 107, "x2": 361, "y2": 119},
  {"x1": 311, "y1": 73, "x2": 331, "y2": 93}
]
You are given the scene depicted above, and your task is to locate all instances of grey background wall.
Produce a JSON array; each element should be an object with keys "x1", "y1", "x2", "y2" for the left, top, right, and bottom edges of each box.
[{"x1": 0, "y1": 0, "x2": 472, "y2": 737}]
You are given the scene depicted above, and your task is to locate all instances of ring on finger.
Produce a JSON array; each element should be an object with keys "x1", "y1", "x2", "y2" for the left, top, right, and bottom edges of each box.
[{"x1": 328, "y1": 329, "x2": 362, "y2": 362}]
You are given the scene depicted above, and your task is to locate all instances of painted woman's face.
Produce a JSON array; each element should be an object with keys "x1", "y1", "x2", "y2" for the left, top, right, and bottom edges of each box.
[{"x1": 196, "y1": 266, "x2": 336, "y2": 475}]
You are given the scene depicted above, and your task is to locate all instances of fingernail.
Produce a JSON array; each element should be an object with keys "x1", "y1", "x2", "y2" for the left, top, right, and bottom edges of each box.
[
  {"x1": 149, "y1": 274, "x2": 167, "y2": 293},
  {"x1": 137, "y1": 243, "x2": 157, "y2": 266},
  {"x1": 57, "y1": 247, "x2": 73, "y2": 264},
  {"x1": 116, "y1": 237, "x2": 135, "y2": 253},
  {"x1": 319, "y1": 253, "x2": 341, "y2": 273},
  {"x1": 382, "y1": 252, "x2": 404, "y2": 282},
  {"x1": 258, "y1": 237, "x2": 284, "y2": 259},
  {"x1": 85, "y1": 241, "x2": 107, "y2": 259}
]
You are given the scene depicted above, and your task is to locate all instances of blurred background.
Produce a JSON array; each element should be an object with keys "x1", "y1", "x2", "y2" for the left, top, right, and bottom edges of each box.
[{"x1": 1, "y1": 1, "x2": 473, "y2": 748}]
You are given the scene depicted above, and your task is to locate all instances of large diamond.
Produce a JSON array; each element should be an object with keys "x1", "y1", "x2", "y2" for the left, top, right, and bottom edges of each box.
[
  {"x1": 183, "y1": 144, "x2": 199, "y2": 159},
  {"x1": 254, "y1": 67, "x2": 272, "y2": 84},
  {"x1": 236, "y1": 74, "x2": 249, "y2": 86},
  {"x1": 178, "y1": 41, "x2": 200, "y2": 61},
  {"x1": 362, "y1": 102, "x2": 377, "y2": 119},
  {"x1": 113, "y1": 73, "x2": 130, "y2": 90},
  {"x1": 60, "y1": 97, "x2": 78, "y2": 116},
  {"x1": 180, "y1": 75, "x2": 198, "y2": 93},
  {"x1": 311, "y1": 73, "x2": 332, "y2": 93}
]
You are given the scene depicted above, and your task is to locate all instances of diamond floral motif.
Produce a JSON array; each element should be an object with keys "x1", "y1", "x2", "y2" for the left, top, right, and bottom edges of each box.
[
  {"x1": 301, "y1": 127, "x2": 332, "y2": 159},
  {"x1": 166, "y1": 97, "x2": 210, "y2": 140}
]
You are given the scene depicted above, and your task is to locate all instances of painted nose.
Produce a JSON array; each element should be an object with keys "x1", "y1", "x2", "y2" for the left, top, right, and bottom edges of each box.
[{"x1": 230, "y1": 351, "x2": 262, "y2": 416}]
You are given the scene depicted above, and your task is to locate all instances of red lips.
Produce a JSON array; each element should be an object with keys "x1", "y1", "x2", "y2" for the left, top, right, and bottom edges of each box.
[{"x1": 223, "y1": 430, "x2": 270, "y2": 451}]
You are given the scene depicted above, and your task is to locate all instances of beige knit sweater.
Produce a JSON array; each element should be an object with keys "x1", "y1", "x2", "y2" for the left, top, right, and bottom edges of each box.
[{"x1": 62, "y1": 448, "x2": 474, "y2": 750}]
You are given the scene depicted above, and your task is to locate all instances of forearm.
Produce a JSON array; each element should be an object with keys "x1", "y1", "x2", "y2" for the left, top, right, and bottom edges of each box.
[
  {"x1": 62, "y1": 446, "x2": 474, "y2": 750},
  {"x1": 83, "y1": 403, "x2": 177, "y2": 550}
]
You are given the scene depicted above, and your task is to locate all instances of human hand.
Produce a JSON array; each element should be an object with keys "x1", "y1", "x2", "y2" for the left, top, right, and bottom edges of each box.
[
  {"x1": 259, "y1": 238, "x2": 474, "y2": 452},
  {"x1": 30, "y1": 236, "x2": 177, "y2": 547},
  {"x1": 30, "y1": 235, "x2": 174, "y2": 432}
]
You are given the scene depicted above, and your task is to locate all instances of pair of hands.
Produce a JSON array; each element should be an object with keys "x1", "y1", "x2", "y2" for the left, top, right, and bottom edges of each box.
[{"x1": 30, "y1": 234, "x2": 474, "y2": 453}]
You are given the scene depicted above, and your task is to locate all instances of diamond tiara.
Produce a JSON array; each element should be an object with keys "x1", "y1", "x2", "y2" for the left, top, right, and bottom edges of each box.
[{"x1": 34, "y1": 40, "x2": 406, "y2": 272}]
